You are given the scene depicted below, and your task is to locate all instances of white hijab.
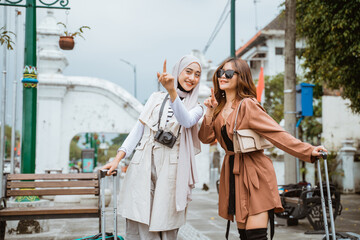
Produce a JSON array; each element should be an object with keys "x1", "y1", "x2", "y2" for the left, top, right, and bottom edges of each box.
[{"x1": 172, "y1": 55, "x2": 202, "y2": 211}]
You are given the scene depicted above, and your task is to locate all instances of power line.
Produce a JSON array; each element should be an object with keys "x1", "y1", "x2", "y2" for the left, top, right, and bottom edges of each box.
[{"x1": 203, "y1": 0, "x2": 231, "y2": 55}]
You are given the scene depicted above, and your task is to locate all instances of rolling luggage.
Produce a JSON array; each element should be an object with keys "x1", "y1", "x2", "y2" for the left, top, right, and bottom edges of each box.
[
  {"x1": 316, "y1": 151, "x2": 360, "y2": 240},
  {"x1": 75, "y1": 170, "x2": 124, "y2": 240}
]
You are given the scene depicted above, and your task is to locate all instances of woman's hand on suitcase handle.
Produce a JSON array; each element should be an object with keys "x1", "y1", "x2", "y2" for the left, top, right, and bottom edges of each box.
[
  {"x1": 101, "y1": 161, "x2": 118, "y2": 176},
  {"x1": 312, "y1": 146, "x2": 328, "y2": 158},
  {"x1": 101, "y1": 150, "x2": 125, "y2": 175}
]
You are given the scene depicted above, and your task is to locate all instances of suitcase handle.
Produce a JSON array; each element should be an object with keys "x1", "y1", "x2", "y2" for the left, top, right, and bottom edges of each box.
[
  {"x1": 100, "y1": 169, "x2": 118, "y2": 178},
  {"x1": 315, "y1": 150, "x2": 327, "y2": 161},
  {"x1": 315, "y1": 150, "x2": 336, "y2": 240},
  {"x1": 99, "y1": 169, "x2": 118, "y2": 240}
]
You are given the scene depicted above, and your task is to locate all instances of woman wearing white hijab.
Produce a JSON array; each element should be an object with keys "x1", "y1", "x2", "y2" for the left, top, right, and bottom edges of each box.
[{"x1": 102, "y1": 55, "x2": 203, "y2": 240}]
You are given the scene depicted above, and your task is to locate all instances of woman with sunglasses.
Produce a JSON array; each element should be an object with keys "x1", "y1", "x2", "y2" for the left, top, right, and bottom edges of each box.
[
  {"x1": 102, "y1": 55, "x2": 203, "y2": 240},
  {"x1": 198, "y1": 57, "x2": 327, "y2": 240}
]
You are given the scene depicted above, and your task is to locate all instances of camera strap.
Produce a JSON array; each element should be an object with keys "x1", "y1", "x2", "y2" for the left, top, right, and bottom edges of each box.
[
  {"x1": 157, "y1": 93, "x2": 169, "y2": 130},
  {"x1": 157, "y1": 93, "x2": 181, "y2": 137}
]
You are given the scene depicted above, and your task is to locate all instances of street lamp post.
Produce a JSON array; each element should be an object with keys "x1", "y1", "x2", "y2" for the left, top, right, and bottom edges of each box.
[
  {"x1": 119, "y1": 58, "x2": 137, "y2": 99},
  {"x1": 230, "y1": 0, "x2": 236, "y2": 57}
]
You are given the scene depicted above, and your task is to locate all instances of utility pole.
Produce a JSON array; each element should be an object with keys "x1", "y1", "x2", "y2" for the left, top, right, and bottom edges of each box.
[
  {"x1": 254, "y1": 0, "x2": 259, "y2": 32},
  {"x1": 284, "y1": 0, "x2": 297, "y2": 184},
  {"x1": 230, "y1": 0, "x2": 236, "y2": 57}
]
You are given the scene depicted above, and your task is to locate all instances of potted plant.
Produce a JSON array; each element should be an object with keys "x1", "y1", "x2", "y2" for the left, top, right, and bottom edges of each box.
[
  {"x1": 57, "y1": 22, "x2": 90, "y2": 50},
  {"x1": 0, "y1": 26, "x2": 15, "y2": 50}
]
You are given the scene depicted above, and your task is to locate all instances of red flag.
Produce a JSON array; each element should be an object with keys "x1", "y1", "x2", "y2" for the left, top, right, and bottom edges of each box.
[{"x1": 256, "y1": 67, "x2": 264, "y2": 103}]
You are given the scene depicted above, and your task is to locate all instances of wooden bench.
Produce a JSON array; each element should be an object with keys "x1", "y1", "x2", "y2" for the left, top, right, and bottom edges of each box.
[{"x1": 0, "y1": 172, "x2": 101, "y2": 239}]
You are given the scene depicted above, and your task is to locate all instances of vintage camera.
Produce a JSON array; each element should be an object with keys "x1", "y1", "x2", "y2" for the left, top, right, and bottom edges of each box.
[{"x1": 154, "y1": 129, "x2": 177, "y2": 148}]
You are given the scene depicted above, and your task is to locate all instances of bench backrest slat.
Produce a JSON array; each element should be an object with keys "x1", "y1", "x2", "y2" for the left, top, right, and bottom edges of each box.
[
  {"x1": 7, "y1": 180, "x2": 98, "y2": 189},
  {"x1": 5, "y1": 173, "x2": 100, "y2": 198},
  {"x1": 7, "y1": 188, "x2": 99, "y2": 196},
  {"x1": 7, "y1": 173, "x2": 97, "y2": 181}
]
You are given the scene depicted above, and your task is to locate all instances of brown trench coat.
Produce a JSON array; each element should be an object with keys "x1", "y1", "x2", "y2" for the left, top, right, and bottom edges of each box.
[{"x1": 198, "y1": 98, "x2": 315, "y2": 224}]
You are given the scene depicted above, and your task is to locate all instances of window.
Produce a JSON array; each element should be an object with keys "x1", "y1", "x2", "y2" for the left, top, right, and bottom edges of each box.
[
  {"x1": 250, "y1": 61, "x2": 257, "y2": 69},
  {"x1": 275, "y1": 47, "x2": 283, "y2": 55},
  {"x1": 253, "y1": 53, "x2": 266, "y2": 58}
]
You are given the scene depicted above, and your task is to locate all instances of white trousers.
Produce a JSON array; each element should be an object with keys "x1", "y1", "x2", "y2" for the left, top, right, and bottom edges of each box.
[
  {"x1": 125, "y1": 219, "x2": 179, "y2": 240},
  {"x1": 125, "y1": 148, "x2": 179, "y2": 240}
]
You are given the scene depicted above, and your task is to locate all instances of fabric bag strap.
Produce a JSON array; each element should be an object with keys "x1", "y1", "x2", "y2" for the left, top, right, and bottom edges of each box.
[{"x1": 233, "y1": 98, "x2": 246, "y2": 133}]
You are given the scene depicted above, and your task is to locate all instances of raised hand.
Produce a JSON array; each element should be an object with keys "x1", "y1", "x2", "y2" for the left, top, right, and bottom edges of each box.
[
  {"x1": 157, "y1": 60, "x2": 175, "y2": 93},
  {"x1": 204, "y1": 88, "x2": 219, "y2": 110}
]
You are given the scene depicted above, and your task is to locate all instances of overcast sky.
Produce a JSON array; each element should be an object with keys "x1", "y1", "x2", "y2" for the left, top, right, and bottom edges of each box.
[{"x1": 1, "y1": 0, "x2": 284, "y2": 129}]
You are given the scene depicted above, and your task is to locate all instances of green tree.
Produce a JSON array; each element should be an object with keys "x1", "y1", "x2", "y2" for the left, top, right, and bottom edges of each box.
[
  {"x1": 259, "y1": 73, "x2": 322, "y2": 145},
  {"x1": 107, "y1": 144, "x2": 121, "y2": 159},
  {"x1": 263, "y1": 73, "x2": 285, "y2": 123},
  {"x1": 3, "y1": 125, "x2": 20, "y2": 158},
  {"x1": 296, "y1": 0, "x2": 360, "y2": 113},
  {"x1": 69, "y1": 136, "x2": 82, "y2": 161},
  {"x1": 111, "y1": 134, "x2": 128, "y2": 146}
]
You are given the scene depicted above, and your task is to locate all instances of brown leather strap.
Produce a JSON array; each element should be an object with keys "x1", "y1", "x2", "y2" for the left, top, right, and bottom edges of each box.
[{"x1": 233, "y1": 98, "x2": 246, "y2": 134}]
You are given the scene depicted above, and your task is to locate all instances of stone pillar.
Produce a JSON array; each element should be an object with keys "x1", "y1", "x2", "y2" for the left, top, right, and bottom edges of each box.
[
  {"x1": 338, "y1": 140, "x2": 356, "y2": 193},
  {"x1": 36, "y1": 10, "x2": 69, "y2": 173},
  {"x1": 37, "y1": 10, "x2": 68, "y2": 74}
]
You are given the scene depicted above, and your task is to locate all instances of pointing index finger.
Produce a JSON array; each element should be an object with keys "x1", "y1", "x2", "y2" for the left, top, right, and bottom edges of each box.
[
  {"x1": 163, "y1": 59, "x2": 167, "y2": 73},
  {"x1": 211, "y1": 88, "x2": 215, "y2": 100}
]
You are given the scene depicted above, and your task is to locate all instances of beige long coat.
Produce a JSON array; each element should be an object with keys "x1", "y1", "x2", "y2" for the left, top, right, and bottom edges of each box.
[
  {"x1": 119, "y1": 92, "x2": 186, "y2": 231},
  {"x1": 198, "y1": 98, "x2": 315, "y2": 224}
]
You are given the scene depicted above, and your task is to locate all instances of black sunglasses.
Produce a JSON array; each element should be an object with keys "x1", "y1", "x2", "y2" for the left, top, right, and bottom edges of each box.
[{"x1": 216, "y1": 69, "x2": 238, "y2": 79}]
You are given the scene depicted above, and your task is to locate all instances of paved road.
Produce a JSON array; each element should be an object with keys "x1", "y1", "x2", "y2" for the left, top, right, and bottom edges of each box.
[
  {"x1": 4, "y1": 190, "x2": 360, "y2": 239},
  {"x1": 182, "y1": 190, "x2": 360, "y2": 240}
]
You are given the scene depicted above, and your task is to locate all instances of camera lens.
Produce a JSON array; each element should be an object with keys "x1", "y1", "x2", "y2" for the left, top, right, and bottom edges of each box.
[{"x1": 164, "y1": 136, "x2": 171, "y2": 143}]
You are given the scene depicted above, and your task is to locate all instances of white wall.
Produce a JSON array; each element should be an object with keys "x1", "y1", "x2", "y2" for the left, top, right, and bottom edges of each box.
[
  {"x1": 36, "y1": 74, "x2": 143, "y2": 173},
  {"x1": 322, "y1": 96, "x2": 360, "y2": 150},
  {"x1": 249, "y1": 36, "x2": 306, "y2": 79}
]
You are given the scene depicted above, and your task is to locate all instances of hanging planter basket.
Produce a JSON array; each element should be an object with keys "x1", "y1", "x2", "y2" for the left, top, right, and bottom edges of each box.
[{"x1": 59, "y1": 36, "x2": 75, "y2": 50}]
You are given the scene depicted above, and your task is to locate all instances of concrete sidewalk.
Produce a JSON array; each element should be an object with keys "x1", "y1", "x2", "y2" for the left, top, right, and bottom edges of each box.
[
  {"x1": 183, "y1": 190, "x2": 360, "y2": 240},
  {"x1": 4, "y1": 190, "x2": 360, "y2": 240}
]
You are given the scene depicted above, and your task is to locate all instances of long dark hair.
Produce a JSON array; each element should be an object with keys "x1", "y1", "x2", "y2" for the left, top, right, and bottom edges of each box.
[{"x1": 212, "y1": 57, "x2": 257, "y2": 119}]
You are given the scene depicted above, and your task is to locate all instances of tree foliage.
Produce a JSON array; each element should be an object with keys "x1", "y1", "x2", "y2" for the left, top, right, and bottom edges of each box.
[
  {"x1": 111, "y1": 134, "x2": 128, "y2": 146},
  {"x1": 261, "y1": 73, "x2": 322, "y2": 145},
  {"x1": 263, "y1": 74, "x2": 285, "y2": 123},
  {"x1": 2, "y1": 125, "x2": 20, "y2": 158},
  {"x1": 69, "y1": 137, "x2": 82, "y2": 161},
  {"x1": 296, "y1": 0, "x2": 360, "y2": 113}
]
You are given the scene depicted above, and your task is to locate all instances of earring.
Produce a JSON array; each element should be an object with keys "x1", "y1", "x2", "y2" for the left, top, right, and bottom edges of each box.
[{"x1": 222, "y1": 91, "x2": 225, "y2": 98}]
